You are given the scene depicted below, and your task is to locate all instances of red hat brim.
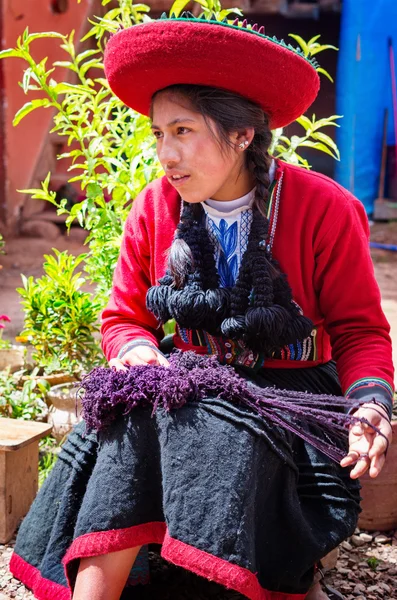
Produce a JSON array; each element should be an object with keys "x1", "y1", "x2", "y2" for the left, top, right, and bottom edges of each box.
[{"x1": 104, "y1": 19, "x2": 320, "y2": 129}]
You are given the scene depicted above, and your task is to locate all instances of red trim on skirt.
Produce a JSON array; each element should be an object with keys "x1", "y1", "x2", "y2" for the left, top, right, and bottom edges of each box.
[
  {"x1": 11, "y1": 521, "x2": 307, "y2": 600},
  {"x1": 10, "y1": 552, "x2": 71, "y2": 600}
]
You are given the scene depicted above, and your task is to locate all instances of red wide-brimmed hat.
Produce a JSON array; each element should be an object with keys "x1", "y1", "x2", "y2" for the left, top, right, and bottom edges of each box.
[{"x1": 104, "y1": 14, "x2": 320, "y2": 129}]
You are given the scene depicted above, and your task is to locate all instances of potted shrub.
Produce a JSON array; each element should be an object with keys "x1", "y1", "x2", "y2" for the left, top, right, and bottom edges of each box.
[
  {"x1": 358, "y1": 403, "x2": 397, "y2": 531},
  {"x1": 17, "y1": 250, "x2": 104, "y2": 438}
]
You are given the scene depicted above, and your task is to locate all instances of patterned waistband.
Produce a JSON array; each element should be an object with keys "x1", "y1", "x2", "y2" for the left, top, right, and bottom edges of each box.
[{"x1": 175, "y1": 325, "x2": 317, "y2": 371}]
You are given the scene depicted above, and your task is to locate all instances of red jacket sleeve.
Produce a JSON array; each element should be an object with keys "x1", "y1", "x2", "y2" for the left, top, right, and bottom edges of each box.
[
  {"x1": 313, "y1": 190, "x2": 394, "y2": 401},
  {"x1": 100, "y1": 192, "x2": 163, "y2": 361}
]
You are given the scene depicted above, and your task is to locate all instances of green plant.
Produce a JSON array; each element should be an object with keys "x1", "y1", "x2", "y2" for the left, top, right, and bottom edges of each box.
[
  {"x1": 0, "y1": 233, "x2": 4, "y2": 254},
  {"x1": 367, "y1": 556, "x2": 380, "y2": 571},
  {"x1": 270, "y1": 114, "x2": 342, "y2": 169},
  {"x1": 0, "y1": 368, "x2": 49, "y2": 420},
  {"x1": 17, "y1": 250, "x2": 103, "y2": 376},
  {"x1": 0, "y1": 0, "x2": 342, "y2": 308},
  {"x1": 288, "y1": 34, "x2": 338, "y2": 82},
  {"x1": 0, "y1": 6, "x2": 163, "y2": 307}
]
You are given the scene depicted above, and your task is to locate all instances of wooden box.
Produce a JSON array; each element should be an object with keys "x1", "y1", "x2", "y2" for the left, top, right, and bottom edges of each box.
[{"x1": 0, "y1": 418, "x2": 52, "y2": 543}]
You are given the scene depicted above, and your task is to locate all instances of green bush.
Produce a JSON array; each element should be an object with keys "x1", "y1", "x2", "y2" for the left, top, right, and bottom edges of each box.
[
  {"x1": 17, "y1": 250, "x2": 103, "y2": 376},
  {"x1": 0, "y1": 368, "x2": 49, "y2": 420}
]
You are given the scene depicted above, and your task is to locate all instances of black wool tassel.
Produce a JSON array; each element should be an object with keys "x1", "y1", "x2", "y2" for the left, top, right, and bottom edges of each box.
[
  {"x1": 245, "y1": 305, "x2": 292, "y2": 341},
  {"x1": 221, "y1": 315, "x2": 247, "y2": 339},
  {"x1": 280, "y1": 314, "x2": 313, "y2": 346},
  {"x1": 146, "y1": 274, "x2": 174, "y2": 323}
]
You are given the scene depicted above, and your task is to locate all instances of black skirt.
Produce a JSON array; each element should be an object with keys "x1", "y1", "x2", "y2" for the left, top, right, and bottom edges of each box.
[{"x1": 10, "y1": 361, "x2": 360, "y2": 600}]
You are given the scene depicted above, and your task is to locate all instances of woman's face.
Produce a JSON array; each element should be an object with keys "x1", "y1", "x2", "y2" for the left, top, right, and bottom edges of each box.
[{"x1": 151, "y1": 92, "x2": 252, "y2": 203}]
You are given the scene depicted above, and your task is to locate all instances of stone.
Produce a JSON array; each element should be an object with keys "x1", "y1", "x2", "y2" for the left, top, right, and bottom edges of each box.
[
  {"x1": 20, "y1": 220, "x2": 60, "y2": 241},
  {"x1": 353, "y1": 583, "x2": 366, "y2": 594},
  {"x1": 342, "y1": 540, "x2": 353, "y2": 551},
  {"x1": 375, "y1": 534, "x2": 390, "y2": 544},
  {"x1": 359, "y1": 533, "x2": 373, "y2": 543},
  {"x1": 351, "y1": 534, "x2": 366, "y2": 547},
  {"x1": 367, "y1": 585, "x2": 380, "y2": 593}
]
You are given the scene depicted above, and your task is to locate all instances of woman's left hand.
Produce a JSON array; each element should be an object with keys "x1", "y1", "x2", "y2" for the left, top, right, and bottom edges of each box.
[{"x1": 340, "y1": 403, "x2": 392, "y2": 479}]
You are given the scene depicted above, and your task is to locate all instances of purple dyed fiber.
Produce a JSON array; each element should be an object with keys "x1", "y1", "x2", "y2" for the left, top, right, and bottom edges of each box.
[{"x1": 78, "y1": 351, "x2": 379, "y2": 462}]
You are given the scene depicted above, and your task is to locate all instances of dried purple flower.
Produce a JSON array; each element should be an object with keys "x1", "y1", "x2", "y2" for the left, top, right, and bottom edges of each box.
[{"x1": 78, "y1": 351, "x2": 382, "y2": 462}]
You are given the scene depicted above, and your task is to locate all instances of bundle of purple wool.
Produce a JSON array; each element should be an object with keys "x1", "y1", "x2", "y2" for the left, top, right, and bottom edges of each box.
[{"x1": 78, "y1": 351, "x2": 381, "y2": 463}]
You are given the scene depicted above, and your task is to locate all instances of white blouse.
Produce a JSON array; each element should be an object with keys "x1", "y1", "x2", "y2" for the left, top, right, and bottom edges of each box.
[{"x1": 201, "y1": 160, "x2": 275, "y2": 287}]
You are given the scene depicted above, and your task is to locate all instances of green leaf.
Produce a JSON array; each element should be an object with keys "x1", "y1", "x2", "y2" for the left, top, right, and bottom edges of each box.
[
  {"x1": 307, "y1": 35, "x2": 321, "y2": 46},
  {"x1": 311, "y1": 132, "x2": 340, "y2": 159},
  {"x1": 288, "y1": 34, "x2": 308, "y2": 56},
  {"x1": 298, "y1": 140, "x2": 339, "y2": 159},
  {"x1": 53, "y1": 60, "x2": 76, "y2": 70},
  {"x1": 13, "y1": 99, "x2": 52, "y2": 126},
  {"x1": 219, "y1": 8, "x2": 243, "y2": 19},
  {"x1": 309, "y1": 44, "x2": 338, "y2": 56},
  {"x1": 25, "y1": 32, "x2": 66, "y2": 44},
  {"x1": 79, "y1": 59, "x2": 102, "y2": 77},
  {"x1": 54, "y1": 82, "x2": 94, "y2": 95},
  {"x1": 316, "y1": 67, "x2": 334, "y2": 83},
  {"x1": 0, "y1": 48, "x2": 23, "y2": 60},
  {"x1": 295, "y1": 115, "x2": 313, "y2": 132},
  {"x1": 170, "y1": 0, "x2": 190, "y2": 17},
  {"x1": 132, "y1": 3, "x2": 150, "y2": 11},
  {"x1": 311, "y1": 115, "x2": 342, "y2": 131},
  {"x1": 86, "y1": 183, "x2": 102, "y2": 198},
  {"x1": 75, "y1": 49, "x2": 100, "y2": 64}
]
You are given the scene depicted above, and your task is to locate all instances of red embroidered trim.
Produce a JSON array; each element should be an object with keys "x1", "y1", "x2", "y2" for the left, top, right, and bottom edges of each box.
[
  {"x1": 161, "y1": 531, "x2": 307, "y2": 600},
  {"x1": 12, "y1": 523, "x2": 307, "y2": 600},
  {"x1": 10, "y1": 552, "x2": 71, "y2": 600},
  {"x1": 63, "y1": 521, "x2": 166, "y2": 564}
]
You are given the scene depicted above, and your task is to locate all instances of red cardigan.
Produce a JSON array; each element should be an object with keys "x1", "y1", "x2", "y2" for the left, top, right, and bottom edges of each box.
[{"x1": 101, "y1": 161, "x2": 394, "y2": 403}]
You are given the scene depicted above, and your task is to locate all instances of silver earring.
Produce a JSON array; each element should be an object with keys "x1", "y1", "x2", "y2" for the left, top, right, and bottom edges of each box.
[{"x1": 239, "y1": 141, "x2": 249, "y2": 149}]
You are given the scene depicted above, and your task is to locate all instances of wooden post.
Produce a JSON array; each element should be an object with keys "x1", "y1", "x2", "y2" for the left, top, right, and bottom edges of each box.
[{"x1": 0, "y1": 418, "x2": 52, "y2": 543}]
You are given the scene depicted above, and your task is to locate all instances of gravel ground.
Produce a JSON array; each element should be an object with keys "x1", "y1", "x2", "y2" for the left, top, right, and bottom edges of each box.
[{"x1": 1, "y1": 528, "x2": 397, "y2": 599}]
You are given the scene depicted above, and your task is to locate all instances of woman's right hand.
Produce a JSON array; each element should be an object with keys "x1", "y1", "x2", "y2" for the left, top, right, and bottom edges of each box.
[{"x1": 109, "y1": 345, "x2": 170, "y2": 371}]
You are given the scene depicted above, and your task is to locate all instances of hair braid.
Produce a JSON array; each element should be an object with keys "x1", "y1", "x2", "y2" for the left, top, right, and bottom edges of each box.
[
  {"x1": 221, "y1": 128, "x2": 275, "y2": 344},
  {"x1": 248, "y1": 129, "x2": 313, "y2": 348},
  {"x1": 147, "y1": 202, "x2": 230, "y2": 333}
]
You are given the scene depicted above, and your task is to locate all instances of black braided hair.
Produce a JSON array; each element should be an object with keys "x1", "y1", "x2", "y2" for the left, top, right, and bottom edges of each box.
[
  {"x1": 146, "y1": 202, "x2": 230, "y2": 334},
  {"x1": 221, "y1": 124, "x2": 313, "y2": 352}
]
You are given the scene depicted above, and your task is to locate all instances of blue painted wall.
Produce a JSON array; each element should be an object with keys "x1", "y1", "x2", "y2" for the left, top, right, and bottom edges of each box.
[{"x1": 335, "y1": 0, "x2": 397, "y2": 213}]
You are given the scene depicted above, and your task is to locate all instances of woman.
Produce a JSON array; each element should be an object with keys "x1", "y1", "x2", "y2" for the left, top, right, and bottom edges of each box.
[{"x1": 10, "y1": 14, "x2": 394, "y2": 600}]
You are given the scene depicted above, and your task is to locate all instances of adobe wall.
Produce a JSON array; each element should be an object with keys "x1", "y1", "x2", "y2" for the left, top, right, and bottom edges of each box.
[{"x1": 1, "y1": 0, "x2": 97, "y2": 233}]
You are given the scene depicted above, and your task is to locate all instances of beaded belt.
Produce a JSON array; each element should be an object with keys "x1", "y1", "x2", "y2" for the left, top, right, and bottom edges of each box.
[{"x1": 175, "y1": 325, "x2": 318, "y2": 371}]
